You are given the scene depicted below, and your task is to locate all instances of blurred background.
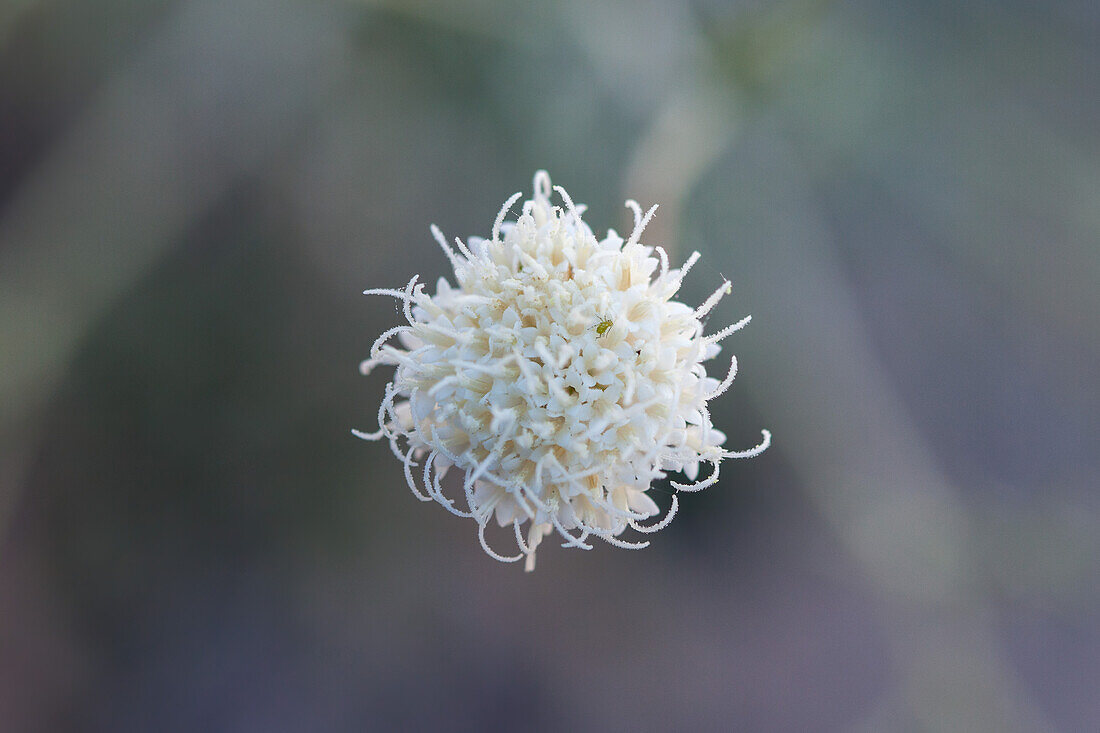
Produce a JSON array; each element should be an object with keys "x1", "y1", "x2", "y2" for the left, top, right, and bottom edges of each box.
[{"x1": 1, "y1": 0, "x2": 1098, "y2": 730}]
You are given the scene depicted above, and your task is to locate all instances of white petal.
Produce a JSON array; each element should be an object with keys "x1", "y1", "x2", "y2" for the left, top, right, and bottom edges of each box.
[{"x1": 627, "y1": 490, "x2": 660, "y2": 518}]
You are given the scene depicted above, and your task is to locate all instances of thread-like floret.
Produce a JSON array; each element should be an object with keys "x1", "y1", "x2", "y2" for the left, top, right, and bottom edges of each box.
[{"x1": 357, "y1": 171, "x2": 769, "y2": 570}]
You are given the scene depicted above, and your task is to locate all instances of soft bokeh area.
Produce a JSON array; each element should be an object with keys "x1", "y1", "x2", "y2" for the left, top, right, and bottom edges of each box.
[{"x1": 2, "y1": 0, "x2": 1098, "y2": 730}]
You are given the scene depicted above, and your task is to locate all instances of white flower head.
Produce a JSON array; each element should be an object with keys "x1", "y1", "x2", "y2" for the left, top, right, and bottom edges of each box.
[{"x1": 357, "y1": 171, "x2": 769, "y2": 571}]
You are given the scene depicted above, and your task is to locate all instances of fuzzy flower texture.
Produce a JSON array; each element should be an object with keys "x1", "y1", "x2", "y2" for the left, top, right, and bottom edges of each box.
[{"x1": 356, "y1": 171, "x2": 769, "y2": 571}]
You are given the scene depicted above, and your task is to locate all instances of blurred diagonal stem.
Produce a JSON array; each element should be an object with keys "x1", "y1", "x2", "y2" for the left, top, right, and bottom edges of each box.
[
  {"x1": 0, "y1": 0, "x2": 353, "y2": 537},
  {"x1": 638, "y1": 4, "x2": 1059, "y2": 727}
]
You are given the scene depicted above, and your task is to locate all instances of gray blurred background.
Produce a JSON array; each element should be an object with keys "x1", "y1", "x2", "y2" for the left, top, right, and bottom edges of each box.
[{"x1": 1, "y1": 0, "x2": 1098, "y2": 731}]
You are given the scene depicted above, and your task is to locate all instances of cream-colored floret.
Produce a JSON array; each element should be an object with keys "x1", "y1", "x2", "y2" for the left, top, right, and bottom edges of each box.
[{"x1": 357, "y1": 171, "x2": 769, "y2": 570}]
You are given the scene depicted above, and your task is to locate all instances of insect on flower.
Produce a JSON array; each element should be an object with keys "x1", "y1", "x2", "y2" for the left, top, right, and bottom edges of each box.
[
  {"x1": 355, "y1": 171, "x2": 770, "y2": 571},
  {"x1": 593, "y1": 314, "x2": 614, "y2": 338}
]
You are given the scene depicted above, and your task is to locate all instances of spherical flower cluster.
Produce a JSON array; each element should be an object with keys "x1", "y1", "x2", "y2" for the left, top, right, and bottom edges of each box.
[{"x1": 356, "y1": 171, "x2": 769, "y2": 571}]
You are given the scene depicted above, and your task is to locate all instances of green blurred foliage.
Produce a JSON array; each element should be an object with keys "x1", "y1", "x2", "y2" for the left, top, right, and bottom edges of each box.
[{"x1": 1, "y1": 0, "x2": 1098, "y2": 730}]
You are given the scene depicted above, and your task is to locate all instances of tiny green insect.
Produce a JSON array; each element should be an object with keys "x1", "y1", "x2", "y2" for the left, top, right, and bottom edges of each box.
[{"x1": 593, "y1": 315, "x2": 613, "y2": 337}]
